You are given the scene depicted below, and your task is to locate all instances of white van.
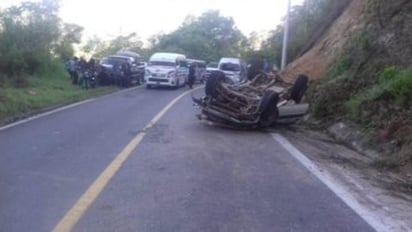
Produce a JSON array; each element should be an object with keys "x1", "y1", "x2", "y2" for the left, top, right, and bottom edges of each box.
[
  {"x1": 218, "y1": 57, "x2": 247, "y2": 84},
  {"x1": 145, "y1": 53, "x2": 188, "y2": 88}
]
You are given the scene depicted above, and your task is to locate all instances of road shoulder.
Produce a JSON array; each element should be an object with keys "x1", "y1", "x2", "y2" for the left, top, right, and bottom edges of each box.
[{"x1": 277, "y1": 127, "x2": 412, "y2": 232}]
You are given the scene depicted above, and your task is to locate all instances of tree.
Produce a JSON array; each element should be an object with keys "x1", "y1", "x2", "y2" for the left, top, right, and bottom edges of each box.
[
  {"x1": 55, "y1": 23, "x2": 84, "y2": 60},
  {"x1": 257, "y1": 0, "x2": 352, "y2": 67},
  {"x1": 0, "y1": 0, "x2": 83, "y2": 80},
  {"x1": 151, "y1": 10, "x2": 248, "y2": 61},
  {"x1": 84, "y1": 33, "x2": 145, "y2": 59}
]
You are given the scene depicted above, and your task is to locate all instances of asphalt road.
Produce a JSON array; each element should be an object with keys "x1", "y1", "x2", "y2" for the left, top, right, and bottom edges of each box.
[{"x1": 0, "y1": 86, "x2": 374, "y2": 232}]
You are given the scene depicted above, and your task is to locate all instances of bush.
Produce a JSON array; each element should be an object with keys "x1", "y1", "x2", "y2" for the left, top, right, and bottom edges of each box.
[
  {"x1": 346, "y1": 67, "x2": 412, "y2": 123},
  {"x1": 379, "y1": 67, "x2": 412, "y2": 102},
  {"x1": 326, "y1": 56, "x2": 353, "y2": 80},
  {"x1": 0, "y1": 1, "x2": 82, "y2": 86}
]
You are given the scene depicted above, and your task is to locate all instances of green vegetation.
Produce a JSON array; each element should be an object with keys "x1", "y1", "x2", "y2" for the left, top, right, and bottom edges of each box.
[
  {"x1": 0, "y1": 1, "x2": 83, "y2": 80},
  {"x1": 259, "y1": 0, "x2": 352, "y2": 66},
  {"x1": 379, "y1": 68, "x2": 412, "y2": 102},
  {"x1": 0, "y1": 0, "x2": 355, "y2": 122},
  {"x1": 347, "y1": 67, "x2": 412, "y2": 121},
  {"x1": 0, "y1": 0, "x2": 117, "y2": 123},
  {"x1": 308, "y1": 0, "x2": 412, "y2": 170},
  {"x1": 84, "y1": 11, "x2": 248, "y2": 62},
  {"x1": 84, "y1": 0, "x2": 350, "y2": 65},
  {"x1": 326, "y1": 56, "x2": 353, "y2": 80},
  {"x1": 0, "y1": 72, "x2": 116, "y2": 123}
]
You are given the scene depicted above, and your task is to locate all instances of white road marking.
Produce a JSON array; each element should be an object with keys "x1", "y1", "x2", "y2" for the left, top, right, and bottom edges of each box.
[{"x1": 272, "y1": 133, "x2": 400, "y2": 232}]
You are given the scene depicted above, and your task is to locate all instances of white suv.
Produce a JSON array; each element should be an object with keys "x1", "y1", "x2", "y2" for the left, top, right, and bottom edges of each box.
[{"x1": 218, "y1": 57, "x2": 247, "y2": 84}]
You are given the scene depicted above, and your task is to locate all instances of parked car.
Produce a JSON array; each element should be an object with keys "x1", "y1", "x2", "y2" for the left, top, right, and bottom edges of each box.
[
  {"x1": 99, "y1": 55, "x2": 144, "y2": 85},
  {"x1": 187, "y1": 59, "x2": 207, "y2": 83},
  {"x1": 145, "y1": 52, "x2": 188, "y2": 89},
  {"x1": 115, "y1": 51, "x2": 145, "y2": 84},
  {"x1": 203, "y1": 62, "x2": 219, "y2": 80},
  {"x1": 218, "y1": 57, "x2": 247, "y2": 84},
  {"x1": 192, "y1": 71, "x2": 309, "y2": 129}
]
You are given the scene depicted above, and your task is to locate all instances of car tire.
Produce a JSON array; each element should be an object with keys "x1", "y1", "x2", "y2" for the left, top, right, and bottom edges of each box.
[
  {"x1": 146, "y1": 84, "x2": 151, "y2": 89},
  {"x1": 290, "y1": 74, "x2": 308, "y2": 103},
  {"x1": 205, "y1": 70, "x2": 225, "y2": 96},
  {"x1": 259, "y1": 90, "x2": 279, "y2": 128}
]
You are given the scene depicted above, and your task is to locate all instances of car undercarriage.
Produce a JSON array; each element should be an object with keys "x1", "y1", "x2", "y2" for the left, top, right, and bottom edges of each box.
[{"x1": 192, "y1": 71, "x2": 309, "y2": 129}]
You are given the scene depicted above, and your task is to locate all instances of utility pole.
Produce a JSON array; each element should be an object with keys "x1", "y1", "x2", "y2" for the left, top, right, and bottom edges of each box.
[{"x1": 281, "y1": 0, "x2": 291, "y2": 70}]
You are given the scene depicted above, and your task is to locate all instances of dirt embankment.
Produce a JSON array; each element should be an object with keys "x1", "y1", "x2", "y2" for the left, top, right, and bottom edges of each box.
[{"x1": 282, "y1": 0, "x2": 365, "y2": 82}]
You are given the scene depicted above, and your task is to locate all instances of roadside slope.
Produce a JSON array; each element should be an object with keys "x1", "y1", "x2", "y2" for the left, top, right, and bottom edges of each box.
[
  {"x1": 282, "y1": 0, "x2": 365, "y2": 82},
  {"x1": 283, "y1": 0, "x2": 412, "y2": 173}
]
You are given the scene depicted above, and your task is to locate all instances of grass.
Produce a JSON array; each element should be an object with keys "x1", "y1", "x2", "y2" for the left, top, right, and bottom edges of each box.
[
  {"x1": 346, "y1": 67, "x2": 412, "y2": 120},
  {"x1": 0, "y1": 73, "x2": 117, "y2": 124},
  {"x1": 326, "y1": 55, "x2": 353, "y2": 80}
]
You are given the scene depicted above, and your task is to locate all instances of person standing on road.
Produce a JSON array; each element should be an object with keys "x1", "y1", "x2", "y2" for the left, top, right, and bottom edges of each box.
[
  {"x1": 66, "y1": 57, "x2": 79, "y2": 85},
  {"x1": 122, "y1": 63, "x2": 131, "y2": 88},
  {"x1": 263, "y1": 58, "x2": 270, "y2": 74},
  {"x1": 188, "y1": 63, "x2": 195, "y2": 89},
  {"x1": 113, "y1": 63, "x2": 123, "y2": 87},
  {"x1": 77, "y1": 57, "x2": 88, "y2": 87},
  {"x1": 247, "y1": 58, "x2": 263, "y2": 81}
]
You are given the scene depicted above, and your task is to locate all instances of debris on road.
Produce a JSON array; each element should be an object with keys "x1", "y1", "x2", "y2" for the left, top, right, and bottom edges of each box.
[{"x1": 193, "y1": 71, "x2": 309, "y2": 129}]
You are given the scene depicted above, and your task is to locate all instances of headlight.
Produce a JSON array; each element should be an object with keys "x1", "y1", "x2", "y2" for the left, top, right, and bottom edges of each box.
[{"x1": 168, "y1": 71, "x2": 175, "y2": 78}]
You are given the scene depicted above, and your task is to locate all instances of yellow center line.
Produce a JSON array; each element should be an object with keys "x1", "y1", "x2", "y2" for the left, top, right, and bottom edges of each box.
[{"x1": 52, "y1": 87, "x2": 202, "y2": 232}]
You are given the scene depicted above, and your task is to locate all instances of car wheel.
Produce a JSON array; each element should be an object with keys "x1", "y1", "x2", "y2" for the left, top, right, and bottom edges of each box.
[
  {"x1": 259, "y1": 91, "x2": 279, "y2": 128},
  {"x1": 205, "y1": 70, "x2": 225, "y2": 97},
  {"x1": 290, "y1": 74, "x2": 308, "y2": 103},
  {"x1": 146, "y1": 84, "x2": 151, "y2": 89}
]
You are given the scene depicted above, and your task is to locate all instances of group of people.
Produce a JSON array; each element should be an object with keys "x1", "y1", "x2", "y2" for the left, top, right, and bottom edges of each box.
[
  {"x1": 65, "y1": 57, "x2": 98, "y2": 90},
  {"x1": 110, "y1": 62, "x2": 133, "y2": 88},
  {"x1": 247, "y1": 57, "x2": 279, "y2": 81},
  {"x1": 66, "y1": 56, "x2": 135, "y2": 90}
]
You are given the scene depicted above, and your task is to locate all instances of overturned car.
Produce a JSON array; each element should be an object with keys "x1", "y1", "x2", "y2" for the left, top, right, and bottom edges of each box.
[{"x1": 192, "y1": 71, "x2": 309, "y2": 129}]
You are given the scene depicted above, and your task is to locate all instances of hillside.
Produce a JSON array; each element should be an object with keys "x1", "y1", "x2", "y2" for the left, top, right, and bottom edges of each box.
[
  {"x1": 284, "y1": 0, "x2": 412, "y2": 172},
  {"x1": 282, "y1": 0, "x2": 365, "y2": 82}
]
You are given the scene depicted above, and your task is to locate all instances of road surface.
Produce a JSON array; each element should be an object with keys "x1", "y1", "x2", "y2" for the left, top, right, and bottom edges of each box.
[{"x1": 0, "y1": 86, "x2": 374, "y2": 232}]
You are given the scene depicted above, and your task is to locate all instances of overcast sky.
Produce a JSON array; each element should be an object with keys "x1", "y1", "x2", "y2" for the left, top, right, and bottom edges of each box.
[{"x1": 1, "y1": 0, "x2": 304, "y2": 41}]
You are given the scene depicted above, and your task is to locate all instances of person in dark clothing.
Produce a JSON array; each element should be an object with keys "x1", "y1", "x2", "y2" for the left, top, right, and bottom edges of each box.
[
  {"x1": 247, "y1": 58, "x2": 264, "y2": 81},
  {"x1": 87, "y1": 58, "x2": 97, "y2": 88},
  {"x1": 188, "y1": 64, "x2": 196, "y2": 89},
  {"x1": 77, "y1": 57, "x2": 88, "y2": 87},
  {"x1": 97, "y1": 65, "x2": 109, "y2": 86},
  {"x1": 113, "y1": 63, "x2": 123, "y2": 87},
  {"x1": 263, "y1": 58, "x2": 270, "y2": 73},
  {"x1": 66, "y1": 56, "x2": 79, "y2": 84},
  {"x1": 122, "y1": 63, "x2": 131, "y2": 88}
]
